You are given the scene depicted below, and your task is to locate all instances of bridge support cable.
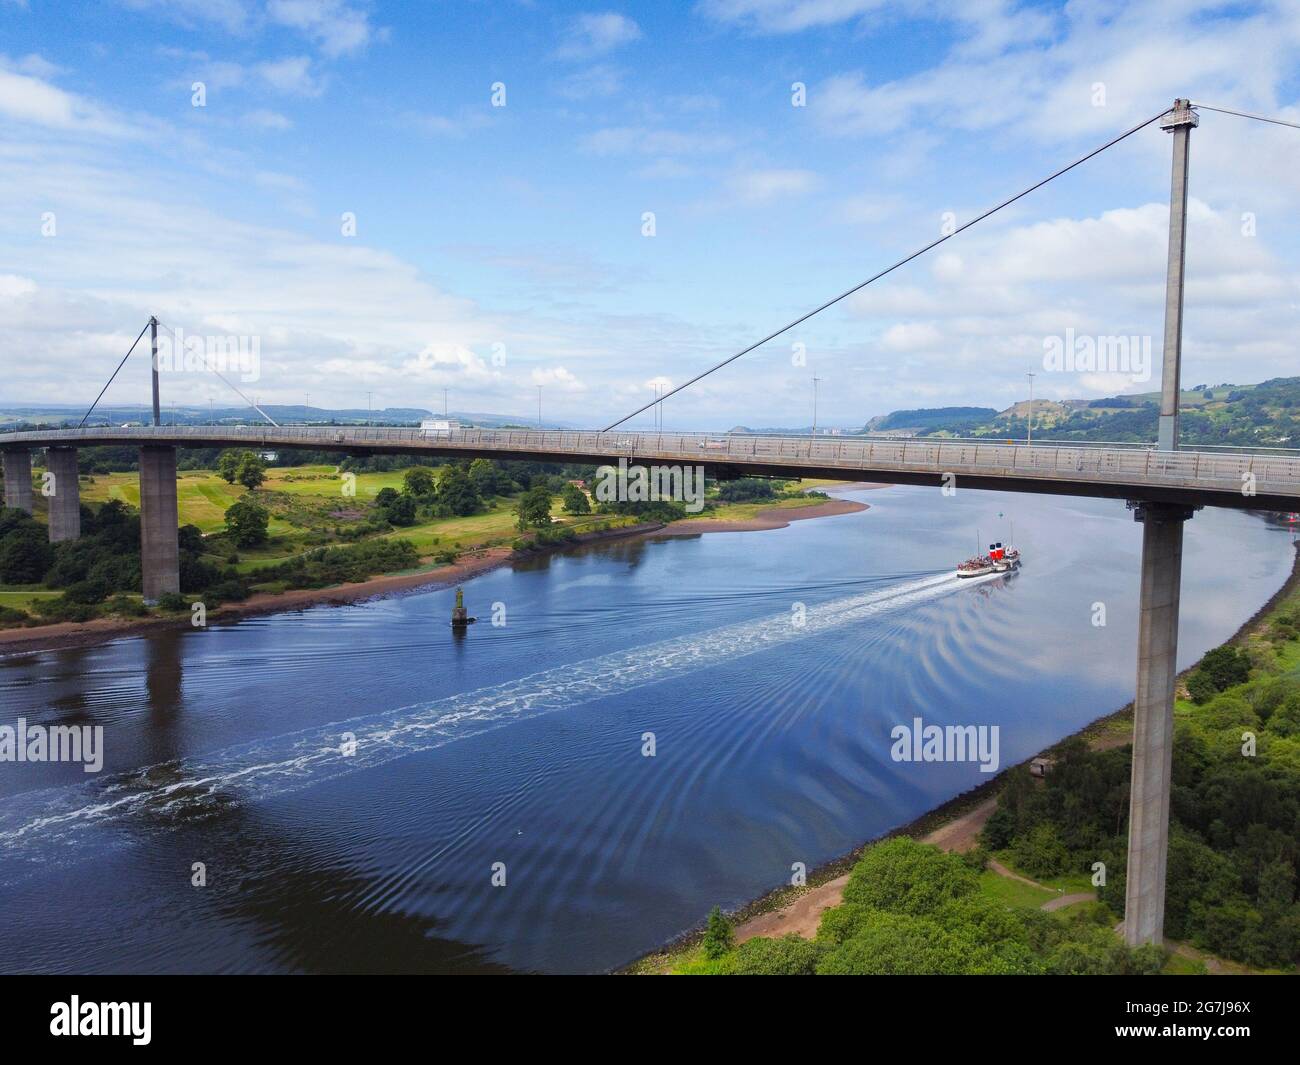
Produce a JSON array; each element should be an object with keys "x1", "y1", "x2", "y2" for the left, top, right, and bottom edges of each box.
[
  {"x1": 602, "y1": 108, "x2": 1172, "y2": 432},
  {"x1": 153, "y1": 319, "x2": 280, "y2": 427},
  {"x1": 1189, "y1": 101, "x2": 1300, "y2": 132},
  {"x1": 77, "y1": 318, "x2": 153, "y2": 428}
]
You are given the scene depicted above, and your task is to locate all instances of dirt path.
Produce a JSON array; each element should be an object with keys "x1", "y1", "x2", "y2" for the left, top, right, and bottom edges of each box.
[
  {"x1": 732, "y1": 797, "x2": 1001, "y2": 944},
  {"x1": 921, "y1": 797, "x2": 998, "y2": 854},
  {"x1": 1041, "y1": 892, "x2": 1096, "y2": 912}
]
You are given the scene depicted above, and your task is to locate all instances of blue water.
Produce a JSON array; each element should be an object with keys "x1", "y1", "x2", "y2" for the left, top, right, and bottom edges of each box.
[{"x1": 0, "y1": 486, "x2": 1292, "y2": 972}]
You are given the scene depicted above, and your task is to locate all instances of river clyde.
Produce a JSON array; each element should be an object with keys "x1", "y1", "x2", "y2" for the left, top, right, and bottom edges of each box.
[{"x1": 0, "y1": 485, "x2": 1293, "y2": 974}]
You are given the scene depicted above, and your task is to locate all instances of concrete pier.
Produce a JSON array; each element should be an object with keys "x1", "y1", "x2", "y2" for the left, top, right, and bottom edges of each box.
[
  {"x1": 2, "y1": 448, "x2": 33, "y2": 513},
  {"x1": 140, "y1": 445, "x2": 180, "y2": 601},
  {"x1": 1124, "y1": 500, "x2": 1194, "y2": 946},
  {"x1": 45, "y1": 447, "x2": 81, "y2": 542}
]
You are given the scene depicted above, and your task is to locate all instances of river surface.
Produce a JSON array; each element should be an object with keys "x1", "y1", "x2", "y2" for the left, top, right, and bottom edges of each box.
[{"x1": 0, "y1": 486, "x2": 1293, "y2": 973}]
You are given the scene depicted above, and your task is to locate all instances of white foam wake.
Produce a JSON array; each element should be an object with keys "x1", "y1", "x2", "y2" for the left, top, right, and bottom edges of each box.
[{"x1": 0, "y1": 570, "x2": 992, "y2": 860}]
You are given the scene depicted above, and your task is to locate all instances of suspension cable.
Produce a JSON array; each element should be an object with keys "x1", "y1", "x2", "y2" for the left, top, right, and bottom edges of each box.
[
  {"x1": 78, "y1": 319, "x2": 152, "y2": 428},
  {"x1": 1190, "y1": 101, "x2": 1300, "y2": 131}
]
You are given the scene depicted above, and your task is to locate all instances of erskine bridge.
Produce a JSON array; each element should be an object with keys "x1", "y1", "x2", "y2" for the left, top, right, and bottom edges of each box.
[{"x1": 4, "y1": 98, "x2": 1297, "y2": 955}]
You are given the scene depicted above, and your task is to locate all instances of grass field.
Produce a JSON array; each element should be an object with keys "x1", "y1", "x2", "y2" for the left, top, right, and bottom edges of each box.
[{"x1": 976, "y1": 869, "x2": 1057, "y2": 909}]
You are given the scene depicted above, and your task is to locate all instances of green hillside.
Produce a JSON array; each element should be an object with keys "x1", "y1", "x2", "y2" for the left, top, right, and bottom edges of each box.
[{"x1": 861, "y1": 378, "x2": 1300, "y2": 447}]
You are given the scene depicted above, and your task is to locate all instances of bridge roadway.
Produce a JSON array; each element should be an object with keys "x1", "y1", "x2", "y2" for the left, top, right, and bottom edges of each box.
[{"x1": 6, "y1": 424, "x2": 1300, "y2": 512}]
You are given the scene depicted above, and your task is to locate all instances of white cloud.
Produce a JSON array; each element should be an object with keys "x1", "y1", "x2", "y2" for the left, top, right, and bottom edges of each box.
[
  {"x1": 242, "y1": 108, "x2": 293, "y2": 130},
  {"x1": 0, "y1": 59, "x2": 136, "y2": 136},
  {"x1": 267, "y1": 0, "x2": 381, "y2": 58},
  {"x1": 556, "y1": 13, "x2": 642, "y2": 60},
  {"x1": 581, "y1": 126, "x2": 735, "y2": 156},
  {"x1": 530, "y1": 366, "x2": 587, "y2": 392},
  {"x1": 728, "y1": 167, "x2": 819, "y2": 204},
  {"x1": 255, "y1": 55, "x2": 324, "y2": 96},
  {"x1": 696, "y1": 0, "x2": 884, "y2": 34}
]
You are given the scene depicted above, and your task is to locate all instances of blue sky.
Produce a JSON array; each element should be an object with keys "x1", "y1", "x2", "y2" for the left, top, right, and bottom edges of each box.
[{"x1": 2, "y1": 0, "x2": 1299, "y2": 427}]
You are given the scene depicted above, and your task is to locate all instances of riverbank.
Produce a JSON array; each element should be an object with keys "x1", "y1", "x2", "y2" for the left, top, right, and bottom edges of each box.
[
  {"x1": 0, "y1": 492, "x2": 872, "y2": 655},
  {"x1": 653, "y1": 495, "x2": 870, "y2": 534},
  {"x1": 624, "y1": 534, "x2": 1300, "y2": 974}
]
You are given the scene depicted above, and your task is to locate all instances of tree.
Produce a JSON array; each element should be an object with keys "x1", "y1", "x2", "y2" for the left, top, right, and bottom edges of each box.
[
  {"x1": 515, "y1": 484, "x2": 553, "y2": 530},
  {"x1": 1189, "y1": 645, "x2": 1251, "y2": 702},
  {"x1": 717, "y1": 477, "x2": 776, "y2": 502},
  {"x1": 224, "y1": 499, "x2": 269, "y2": 547},
  {"x1": 0, "y1": 526, "x2": 53, "y2": 584},
  {"x1": 235, "y1": 453, "x2": 266, "y2": 490},
  {"x1": 560, "y1": 482, "x2": 590, "y2": 514},
  {"x1": 403, "y1": 466, "x2": 436, "y2": 497},
  {"x1": 701, "y1": 906, "x2": 733, "y2": 960},
  {"x1": 216, "y1": 450, "x2": 244, "y2": 485},
  {"x1": 384, "y1": 494, "x2": 417, "y2": 526},
  {"x1": 468, "y1": 458, "x2": 501, "y2": 497},
  {"x1": 436, "y1": 465, "x2": 481, "y2": 516},
  {"x1": 374, "y1": 487, "x2": 399, "y2": 508}
]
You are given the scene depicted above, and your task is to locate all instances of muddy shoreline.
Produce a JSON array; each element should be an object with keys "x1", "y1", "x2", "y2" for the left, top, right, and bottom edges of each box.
[{"x1": 0, "y1": 492, "x2": 876, "y2": 655}]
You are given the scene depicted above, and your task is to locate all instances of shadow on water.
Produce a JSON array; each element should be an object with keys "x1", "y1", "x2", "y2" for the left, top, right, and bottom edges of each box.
[{"x1": 177, "y1": 804, "x2": 515, "y2": 975}]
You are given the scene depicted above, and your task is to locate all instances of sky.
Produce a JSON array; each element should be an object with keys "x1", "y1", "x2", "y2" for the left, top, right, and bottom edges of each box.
[{"x1": 1, "y1": 0, "x2": 1299, "y2": 429}]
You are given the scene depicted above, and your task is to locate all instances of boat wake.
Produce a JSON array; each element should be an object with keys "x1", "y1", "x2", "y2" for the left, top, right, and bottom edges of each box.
[{"x1": 0, "y1": 569, "x2": 999, "y2": 870}]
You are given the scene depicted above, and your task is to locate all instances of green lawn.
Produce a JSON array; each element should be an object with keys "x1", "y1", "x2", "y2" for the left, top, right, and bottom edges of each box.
[
  {"x1": 976, "y1": 869, "x2": 1057, "y2": 910},
  {"x1": 0, "y1": 588, "x2": 62, "y2": 610}
]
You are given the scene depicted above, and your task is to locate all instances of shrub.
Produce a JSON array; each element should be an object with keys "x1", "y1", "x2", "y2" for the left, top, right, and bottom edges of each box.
[
  {"x1": 701, "y1": 906, "x2": 733, "y2": 960},
  {"x1": 840, "y1": 837, "x2": 978, "y2": 916},
  {"x1": 0, "y1": 604, "x2": 30, "y2": 627},
  {"x1": 729, "y1": 935, "x2": 825, "y2": 975},
  {"x1": 63, "y1": 579, "x2": 109, "y2": 605}
]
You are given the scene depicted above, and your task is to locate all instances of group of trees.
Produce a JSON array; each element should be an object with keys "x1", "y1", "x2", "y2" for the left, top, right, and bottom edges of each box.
[
  {"x1": 985, "y1": 655, "x2": 1300, "y2": 968},
  {"x1": 685, "y1": 838, "x2": 1165, "y2": 975},
  {"x1": 369, "y1": 460, "x2": 502, "y2": 526},
  {"x1": 216, "y1": 450, "x2": 267, "y2": 489},
  {"x1": 0, "y1": 499, "x2": 248, "y2": 622}
]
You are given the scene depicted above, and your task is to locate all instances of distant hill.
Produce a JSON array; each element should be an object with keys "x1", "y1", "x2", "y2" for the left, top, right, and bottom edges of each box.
[
  {"x1": 857, "y1": 378, "x2": 1300, "y2": 448},
  {"x1": 865, "y1": 407, "x2": 999, "y2": 434}
]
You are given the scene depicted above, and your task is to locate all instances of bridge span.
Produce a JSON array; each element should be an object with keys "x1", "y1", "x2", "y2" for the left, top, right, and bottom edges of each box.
[{"x1": 6, "y1": 424, "x2": 1300, "y2": 512}]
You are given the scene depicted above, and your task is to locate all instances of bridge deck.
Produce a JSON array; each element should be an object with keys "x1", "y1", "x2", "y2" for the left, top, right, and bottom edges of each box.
[{"x1": 6, "y1": 426, "x2": 1300, "y2": 512}]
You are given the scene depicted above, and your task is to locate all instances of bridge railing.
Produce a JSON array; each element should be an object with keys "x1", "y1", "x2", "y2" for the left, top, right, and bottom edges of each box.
[{"x1": 6, "y1": 425, "x2": 1300, "y2": 499}]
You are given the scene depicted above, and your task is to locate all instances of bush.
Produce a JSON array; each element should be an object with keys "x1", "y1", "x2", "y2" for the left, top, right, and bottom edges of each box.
[
  {"x1": 840, "y1": 837, "x2": 978, "y2": 916},
  {"x1": 156, "y1": 592, "x2": 189, "y2": 612},
  {"x1": 716, "y1": 477, "x2": 777, "y2": 503},
  {"x1": 63, "y1": 579, "x2": 108, "y2": 605},
  {"x1": 729, "y1": 935, "x2": 825, "y2": 975},
  {"x1": 106, "y1": 594, "x2": 148, "y2": 618},
  {"x1": 701, "y1": 906, "x2": 733, "y2": 959},
  {"x1": 0, "y1": 604, "x2": 30, "y2": 627},
  {"x1": 1188, "y1": 646, "x2": 1251, "y2": 703},
  {"x1": 252, "y1": 539, "x2": 419, "y2": 590}
]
